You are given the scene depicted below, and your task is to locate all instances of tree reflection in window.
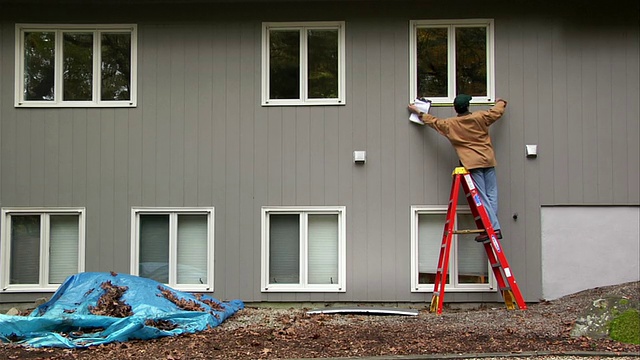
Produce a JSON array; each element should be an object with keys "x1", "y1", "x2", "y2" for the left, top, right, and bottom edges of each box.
[
  {"x1": 24, "y1": 32, "x2": 55, "y2": 101},
  {"x1": 63, "y1": 32, "x2": 93, "y2": 101},
  {"x1": 416, "y1": 24, "x2": 488, "y2": 99},
  {"x1": 101, "y1": 33, "x2": 131, "y2": 101},
  {"x1": 456, "y1": 27, "x2": 487, "y2": 97},
  {"x1": 19, "y1": 26, "x2": 134, "y2": 105},
  {"x1": 269, "y1": 30, "x2": 300, "y2": 100},
  {"x1": 308, "y1": 29, "x2": 338, "y2": 99},
  {"x1": 417, "y1": 27, "x2": 448, "y2": 98}
]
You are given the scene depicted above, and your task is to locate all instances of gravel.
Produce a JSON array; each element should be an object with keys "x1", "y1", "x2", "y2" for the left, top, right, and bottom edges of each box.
[{"x1": 0, "y1": 281, "x2": 638, "y2": 359}]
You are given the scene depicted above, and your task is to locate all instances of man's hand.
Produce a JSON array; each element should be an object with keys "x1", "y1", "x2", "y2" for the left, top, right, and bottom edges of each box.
[{"x1": 407, "y1": 104, "x2": 425, "y2": 122}]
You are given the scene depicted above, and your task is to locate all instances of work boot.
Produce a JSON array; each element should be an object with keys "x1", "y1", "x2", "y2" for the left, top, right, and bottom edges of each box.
[{"x1": 475, "y1": 230, "x2": 502, "y2": 242}]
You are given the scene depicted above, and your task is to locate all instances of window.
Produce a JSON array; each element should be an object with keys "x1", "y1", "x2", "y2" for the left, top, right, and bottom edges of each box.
[
  {"x1": 262, "y1": 22, "x2": 345, "y2": 106},
  {"x1": 130, "y1": 208, "x2": 214, "y2": 292},
  {"x1": 410, "y1": 19, "x2": 495, "y2": 104},
  {"x1": 261, "y1": 206, "x2": 346, "y2": 292},
  {"x1": 410, "y1": 206, "x2": 494, "y2": 292},
  {"x1": 1, "y1": 208, "x2": 85, "y2": 292},
  {"x1": 15, "y1": 24, "x2": 137, "y2": 107}
]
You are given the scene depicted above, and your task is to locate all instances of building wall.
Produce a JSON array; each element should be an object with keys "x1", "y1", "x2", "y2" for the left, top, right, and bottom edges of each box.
[
  {"x1": 0, "y1": 1, "x2": 638, "y2": 304},
  {"x1": 541, "y1": 206, "x2": 640, "y2": 300}
]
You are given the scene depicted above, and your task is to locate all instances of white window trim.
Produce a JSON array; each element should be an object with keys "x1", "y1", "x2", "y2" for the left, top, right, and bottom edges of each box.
[
  {"x1": 261, "y1": 21, "x2": 346, "y2": 106},
  {"x1": 1, "y1": 207, "x2": 86, "y2": 292},
  {"x1": 261, "y1": 206, "x2": 346, "y2": 292},
  {"x1": 410, "y1": 205, "x2": 496, "y2": 293},
  {"x1": 130, "y1": 207, "x2": 215, "y2": 292},
  {"x1": 409, "y1": 19, "x2": 495, "y2": 105},
  {"x1": 14, "y1": 23, "x2": 138, "y2": 108}
]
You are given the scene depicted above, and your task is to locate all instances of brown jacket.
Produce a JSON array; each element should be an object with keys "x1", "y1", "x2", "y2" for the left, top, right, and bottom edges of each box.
[{"x1": 420, "y1": 102, "x2": 506, "y2": 170}]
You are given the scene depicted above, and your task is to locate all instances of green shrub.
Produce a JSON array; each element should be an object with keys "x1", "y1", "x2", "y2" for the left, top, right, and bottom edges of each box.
[{"x1": 609, "y1": 309, "x2": 640, "y2": 344}]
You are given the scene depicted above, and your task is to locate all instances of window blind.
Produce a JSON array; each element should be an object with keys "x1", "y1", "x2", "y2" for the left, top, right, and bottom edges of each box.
[
  {"x1": 307, "y1": 214, "x2": 338, "y2": 284},
  {"x1": 456, "y1": 213, "x2": 488, "y2": 282},
  {"x1": 10, "y1": 215, "x2": 41, "y2": 284},
  {"x1": 418, "y1": 213, "x2": 446, "y2": 274},
  {"x1": 269, "y1": 214, "x2": 300, "y2": 284},
  {"x1": 177, "y1": 214, "x2": 208, "y2": 285},
  {"x1": 48, "y1": 215, "x2": 79, "y2": 284},
  {"x1": 139, "y1": 214, "x2": 170, "y2": 283}
]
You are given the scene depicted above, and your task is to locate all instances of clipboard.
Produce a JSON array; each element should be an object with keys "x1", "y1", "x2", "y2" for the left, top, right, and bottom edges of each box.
[{"x1": 409, "y1": 98, "x2": 431, "y2": 125}]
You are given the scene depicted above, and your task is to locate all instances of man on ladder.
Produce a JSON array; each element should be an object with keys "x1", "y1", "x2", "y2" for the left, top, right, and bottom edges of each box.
[
  {"x1": 408, "y1": 94, "x2": 507, "y2": 242},
  {"x1": 408, "y1": 95, "x2": 525, "y2": 314}
]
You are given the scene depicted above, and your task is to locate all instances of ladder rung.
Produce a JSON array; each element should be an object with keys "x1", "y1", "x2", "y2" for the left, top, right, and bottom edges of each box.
[
  {"x1": 491, "y1": 263, "x2": 501, "y2": 268},
  {"x1": 453, "y1": 229, "x2": 485, "y2": 234}
]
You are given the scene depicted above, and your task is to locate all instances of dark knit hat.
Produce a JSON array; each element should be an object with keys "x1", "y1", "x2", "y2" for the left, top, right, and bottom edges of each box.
[{"x1": 453, "y1": 94, "x2": 472, "y2": 112}]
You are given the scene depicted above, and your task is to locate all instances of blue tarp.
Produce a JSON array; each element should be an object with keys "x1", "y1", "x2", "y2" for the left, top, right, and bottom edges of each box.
[{"x1": 0, "y1": 272, "x2": 244, "y2": 348}]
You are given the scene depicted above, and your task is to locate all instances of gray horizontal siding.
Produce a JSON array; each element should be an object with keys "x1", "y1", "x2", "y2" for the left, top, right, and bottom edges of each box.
[{"x1": 0, "y1": 1, "x2": 638, "y2": 304}]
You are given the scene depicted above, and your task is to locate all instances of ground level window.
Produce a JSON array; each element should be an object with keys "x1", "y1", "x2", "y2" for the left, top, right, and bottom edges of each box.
[
  {"x1": 261, "y1": 206, "x2": 346, "y2": 292},
  {"x1": 411, "y1": 206, "x2": 494, "y2": 292},
  {"x1": 1, "y1": 208, "x2": 85, "y2": 292},
  {"x1": 130, "y1": 208, "x2": 214, "y2": 292}
]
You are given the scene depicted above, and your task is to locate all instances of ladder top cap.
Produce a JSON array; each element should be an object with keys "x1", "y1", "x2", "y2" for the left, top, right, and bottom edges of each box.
[{"x1": 452, "y1": 167, "x2": 469, "y2": 175}]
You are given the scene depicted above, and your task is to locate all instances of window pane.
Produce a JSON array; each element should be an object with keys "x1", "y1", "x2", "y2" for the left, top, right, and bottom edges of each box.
[
  {"x1": 308, "y1": 214, "x2": 338, "y2": 284},
  {"x1": 269, "y1": 214, "x2": 300, "y2": 284},
  {"x1": 416, "y1": 27, "x2": 448, "y2": 98},
  {"x1": 418, "y1": 213, "x2": 448, "y2": 284},
  {"x1": 49, "y1": 215, "x2": 79, "y2": 284},
  {"x1": 23, "y1": 32, "x2": 55, "y2": 101},
  {"x1": 456, "y1": 213, "x2": 489, "y2": 284},
  {"x1": 139, "y1": 214, "x2": 170, "y2": 283},
  {"x1": 101, "y1": 32, "x2": 131, "y2": 101},
  {"x1": 177, "y1": 214, "x2": 208, "y2": 285},
  {"x1": 63, "y1": 32, "x2": 94, "y2": 101},
  {"x1": 308, "y1": 29, "x2": 338, "y2": 99},
  {"x1": 269, "y1": 30, "x2": 300, "y2": 99},
  {"x1": 10, "y1": 215, "x2": 41, "y2": 284},
  {"x1": 456, "y1": 27, "x2": 487, "y2": 97}
]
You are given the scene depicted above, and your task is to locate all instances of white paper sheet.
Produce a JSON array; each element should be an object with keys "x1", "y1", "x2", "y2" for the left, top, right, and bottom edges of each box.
[{"x1": 409, "y1": 98, "x2": 431, "y2": 125}]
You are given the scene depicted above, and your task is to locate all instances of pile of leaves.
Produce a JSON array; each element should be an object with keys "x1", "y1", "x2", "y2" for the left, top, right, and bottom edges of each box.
[
  {"x1": 195, "y1": 294, "x2": 225, "y2": 312},
  {"x1": 157, "y1": 286, "x2": 223, "y2": 320},
  {"x1": 157, "y1": 286, "x2": 206, "y2": 312},
  {"x1": 144, "y1": 319, "x2": 178, "y2": 331},
  {"x1": 87, "y1": 281, "x2": 132, "y2": 318}
]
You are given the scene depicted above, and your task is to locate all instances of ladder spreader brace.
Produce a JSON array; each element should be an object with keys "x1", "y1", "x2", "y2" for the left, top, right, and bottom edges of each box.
[{"x1": 429, "y1": 167, "x2": 527, "y2": 314}]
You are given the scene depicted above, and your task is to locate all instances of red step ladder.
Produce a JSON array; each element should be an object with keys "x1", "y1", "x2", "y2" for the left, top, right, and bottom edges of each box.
[{"x1": 430, "y1": 167, "x2": 527, "y2": 314}]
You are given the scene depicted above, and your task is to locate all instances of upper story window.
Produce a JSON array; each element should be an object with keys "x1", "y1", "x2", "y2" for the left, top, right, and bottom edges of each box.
[
  {"x1": 130, "y1": 208, "x2": 214, "y2": 292},
  {"x1": 261, "y1": 206, "x2": 346, "y2": 292},
  {"x1": 410, "y1": 206, "x2": 494, "y2": 292},
  {"x1": 15, "y1": 24, "x2": 137, "y2": 108},
  {"x1": 410, "y1": 19, "x2": 495, "y2": 104},
  {"x1": 1, "y1": 208, "x2": 85, "y2": 292},
  {"x1": 262, "y1": 21, "x2": 345, "y2": 106}
]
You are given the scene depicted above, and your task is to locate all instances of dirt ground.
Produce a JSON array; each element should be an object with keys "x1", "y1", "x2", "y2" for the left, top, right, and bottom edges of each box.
[{"x1": 0, "y1": 281, "x2": 638, "y2": 360}]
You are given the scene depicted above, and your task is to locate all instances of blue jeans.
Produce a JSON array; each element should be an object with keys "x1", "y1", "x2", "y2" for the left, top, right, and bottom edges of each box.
[{"x1": 470, "y1": 167, "x2": 501, "y2": 231}]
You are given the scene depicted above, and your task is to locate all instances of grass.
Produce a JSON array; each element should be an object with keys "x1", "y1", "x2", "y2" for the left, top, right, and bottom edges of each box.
[{"x1": 609, "y1": 308, "x2": 640, "y2": 344}]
